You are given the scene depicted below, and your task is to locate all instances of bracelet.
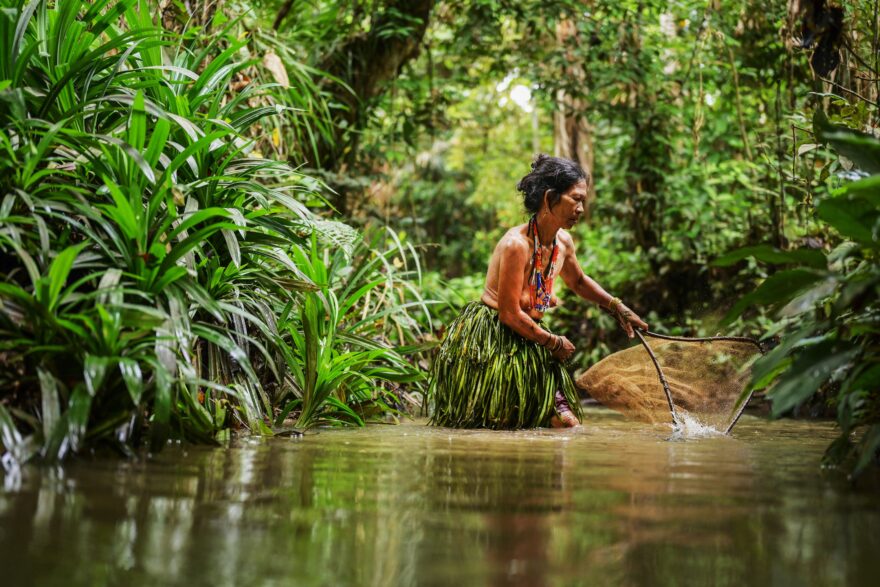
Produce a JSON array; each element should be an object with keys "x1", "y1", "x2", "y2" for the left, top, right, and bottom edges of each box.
[{"x1": 540, "y1": 330, "x2": 553, "y2": 347}]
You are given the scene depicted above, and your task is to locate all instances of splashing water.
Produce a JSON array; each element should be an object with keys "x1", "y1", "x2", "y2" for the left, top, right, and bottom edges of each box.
[{"x1": 670, "y1": 410, "x2": 725, "y2": 439}]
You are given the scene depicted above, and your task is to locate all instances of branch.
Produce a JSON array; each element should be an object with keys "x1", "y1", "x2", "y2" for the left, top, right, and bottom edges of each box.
[
  {"x1": 819, "y1": 76, "x2": 880, "y2": 107},
  {"x1": 274, "y1": 0, "x2": 294, "y2": 31},
  {"x1": 842, "y1": 37, "x2": 878, "y2": 76}
]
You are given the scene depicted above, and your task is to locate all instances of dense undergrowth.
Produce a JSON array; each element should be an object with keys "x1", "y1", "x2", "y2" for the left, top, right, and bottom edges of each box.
[
  {"x1": 0, "y1": 0, "x2": 431, "y2": 463},
  {"x1": 718, "y1": 115, "x2": 880, "y2": 477}
]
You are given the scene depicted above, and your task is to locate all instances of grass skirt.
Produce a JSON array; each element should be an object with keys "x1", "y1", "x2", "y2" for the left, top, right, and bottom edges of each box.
[{"x1": 429, "y1": 302, "x2": 582, "y2": 429}]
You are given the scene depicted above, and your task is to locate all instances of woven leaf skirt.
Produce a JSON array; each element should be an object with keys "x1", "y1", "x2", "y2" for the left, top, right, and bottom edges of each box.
[{"x1": 429, "y1": 301, "x2": 582, "y2": 429}]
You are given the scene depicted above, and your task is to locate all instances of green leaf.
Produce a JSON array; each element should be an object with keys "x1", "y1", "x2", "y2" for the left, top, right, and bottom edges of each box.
[
  {"x1": 38, "y1": 368, "x2": 61, "y2": 444},
  {"x1": 769, "y1": 345, "x2": 859, "y2": 417},
  {"x1": 0, "y1": 282, "x2": 34, "y2": 305},
  {"x1": 722, "y1": 269, "x2": 829, "y2": 324},
  {"x1": 338, "y1": 278, "x2": 384, "y2": 317},
  {"x1": 751, "y1": 324, "x2": 822, "y2": 387},
  {"x1": 713, "y1": 245, "x2": 827, "y2": 269},
  {"x1": 150, "y1": 265, "x2": 188, "y2": 292},
  {"x1": 854, "y1": 425, "x2": 880, "y2": 477},
  {"x1": 128, "y1": 90, "x2": 146, "y2": 152},
  {"x1": 323, "y1": 396, "x2": 365, "y2": 426},
  {"x1": 816, "y1": 198, "x2": 877, "y2": 245},
  {"x1": 67, "y1": 386, "x2": 93, "y2": 452},
  {"x1": 832, "y1": 175, "x2": 880, "y2": 205},
  {"x1": 823, "y1": 132, "x2": 880, "y2": 175},
  {"x1": 839, "y1": 365, "x2": 880, "y2": 432},
  {"x1": 44, "y1": 243, "x2": 86, "y2": 311},
  {"x1": 779, "y1": 278, "x2": 838, "y2": 317},
  {"x1": 156, "y1": 221, "x2": 238, "y2": 278},
  {"x1": 221, "y1": 229, "x2": 241, "y2": 267},
  {"x1": 274, "y1": 399, "x2": 302, "y2": 427},
  {"x1": 102, "y1": 178, "x2": 140, "y2": 241},
  {"x1": 11, "y1": 0, "x2": 40, "y2": 72},
  {"x1": 95, "y1": 134, "x2": 157, "y2": 183},
  {"x1": 119, "y1": 358, "x2": 144, "y2": 405},
  {"x1": 814, "y1": 109, "x2": 880, "y2": 174},
  {"x1": 150, "y1": 364, "x2": 172, "y2": 452},
  {"x1": 84, "y1": 354, "x2": 113, "y2": 397},
  {"x1": 167, "y1": 207, "x2": 231, "y2": 241},
  {"x1": 144, "y1": 116, "x2": 170, "y2": 168},
  {"x1": 155, "y1": 130, "x2": 230, "y2": 187},
  {"x1": 0, "y1": 404, "x2": 37, "y2": 464}
]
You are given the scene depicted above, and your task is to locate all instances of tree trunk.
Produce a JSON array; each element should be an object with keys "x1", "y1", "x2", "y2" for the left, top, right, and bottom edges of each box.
[
  {"x1": 317, "y1": 0, "x2": 435, "y2": 171},
  {"x1": 552, "y1": 19, "x2": 595, "y2": 207},
  {"x1": 621, "y1": 5, "x2": 667, "y2": 264},
  {"x1": 284, "y1": 1, "x2": 435, "y2": 214}
]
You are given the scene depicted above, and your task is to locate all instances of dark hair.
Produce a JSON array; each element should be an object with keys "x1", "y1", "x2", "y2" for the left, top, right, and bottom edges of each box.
[{"x1": 516, "y1": 154, "x2": 588, "y2": 214}]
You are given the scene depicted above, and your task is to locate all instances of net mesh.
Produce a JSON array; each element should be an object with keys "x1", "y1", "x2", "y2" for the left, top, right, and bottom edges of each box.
[{"x1": 575, "y1": 336, "x2": 762, "y2": 432}]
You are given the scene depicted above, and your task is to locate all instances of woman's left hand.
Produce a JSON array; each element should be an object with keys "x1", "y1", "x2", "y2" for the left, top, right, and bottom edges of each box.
[{"x1": 615, "y1": 303, "x2": 648, "y2": 338}]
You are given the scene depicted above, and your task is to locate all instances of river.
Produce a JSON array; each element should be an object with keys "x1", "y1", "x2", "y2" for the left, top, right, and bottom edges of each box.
[{"x1": 1, "y1": 408, "x2": 877, "y2": 586}]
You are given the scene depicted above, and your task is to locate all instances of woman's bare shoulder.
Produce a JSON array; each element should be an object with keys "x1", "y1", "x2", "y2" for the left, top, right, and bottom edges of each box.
[
  {"x1": 557, "y1": 229, "x2": 578, "y2": 259},
  {"x1": 499, "y1": 224, "x2": 529, "y2": 246},
  {"x1": 494, "y1": 225, "x2": 530, "y2": 257},
  {"x1": 557, "y1": 228, "x2": 575, "y2": 247}
]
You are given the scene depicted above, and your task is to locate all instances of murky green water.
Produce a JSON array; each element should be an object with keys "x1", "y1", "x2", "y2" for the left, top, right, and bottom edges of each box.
[{"x1": 1, "y1": 409, "x2": 878, "y2": 587}]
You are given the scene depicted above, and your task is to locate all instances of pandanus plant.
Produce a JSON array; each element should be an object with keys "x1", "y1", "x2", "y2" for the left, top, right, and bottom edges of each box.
[
  {"x1": 274, "y1": 233, "x2": 434, "y2": 430},
  {"x1": 0, "y1": 0, "x2": 345, "y2": 460}
]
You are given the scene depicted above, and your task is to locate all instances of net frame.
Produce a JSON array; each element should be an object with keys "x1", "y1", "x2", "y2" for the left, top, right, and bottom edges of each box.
[{"x1": 631, "y1": 329, "x2": 765, "y2": 433}]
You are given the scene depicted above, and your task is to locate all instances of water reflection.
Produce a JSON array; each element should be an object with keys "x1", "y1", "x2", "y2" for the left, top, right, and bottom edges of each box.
[{"x1": 0, "y1": 411, "x2": 878, "y2": 587}]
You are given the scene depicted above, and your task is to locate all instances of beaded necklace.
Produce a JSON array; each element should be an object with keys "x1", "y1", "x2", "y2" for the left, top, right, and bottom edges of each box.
[{"x1": 527, "y1": 215, "x2": 559, "y2": 312}]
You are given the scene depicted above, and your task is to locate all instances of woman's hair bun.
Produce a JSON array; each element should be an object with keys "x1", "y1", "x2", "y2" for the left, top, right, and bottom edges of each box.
[
  {"x1": 517, "y1": 154, "x2": 588, "y2": 214},
  {"x1": 530, "y1": 153, "x2": 550, "y2": 171}
]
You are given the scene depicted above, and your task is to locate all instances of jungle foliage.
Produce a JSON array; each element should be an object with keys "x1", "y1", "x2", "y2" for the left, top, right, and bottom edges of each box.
[
  {"x1": 256, "y1": 0, "x2": 880, "y2": 473},
  {"x1": 0, "y1": 0, "x2": 430, "y2": 463},
  {"x1": 719, "y1": 97, "x2": 880, "y2": 477},
  {"x1": 0, "y1": 0, "x2": 878, "y2": 475}
]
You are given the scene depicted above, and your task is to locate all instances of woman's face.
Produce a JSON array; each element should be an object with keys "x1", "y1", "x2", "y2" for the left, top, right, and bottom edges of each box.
[{"x1": 548, "y1": 179, "x2": 589, "y2": 229}]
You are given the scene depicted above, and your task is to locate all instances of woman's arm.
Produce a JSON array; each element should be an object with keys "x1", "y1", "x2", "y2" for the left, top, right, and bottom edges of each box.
[
  {"x1": 558, "y1": 232, "x2": 649, "y2": 337},
  {"x1": 557, "y1": 232, "x2": 616, "y2": 305}
]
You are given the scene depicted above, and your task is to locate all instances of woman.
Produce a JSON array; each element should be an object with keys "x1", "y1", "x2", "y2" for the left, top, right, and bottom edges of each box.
[{"x1": 429, "y1": 154, "x2": 648, "y2": 429}]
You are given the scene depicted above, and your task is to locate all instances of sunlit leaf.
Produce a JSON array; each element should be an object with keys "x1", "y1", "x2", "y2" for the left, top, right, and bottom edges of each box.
[
  {"x1": 119, "y1": 358, "x2": 144, "y2": 405},
  {"x1": 84, "y1": 354, "x2": 113, "y2": 397},
  {"x1": 45, "y1": 243, "x2": 86, "y2": 311}
]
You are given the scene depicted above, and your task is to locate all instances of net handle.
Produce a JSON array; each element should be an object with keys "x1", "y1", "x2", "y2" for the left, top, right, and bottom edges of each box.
[{"x1": 633, "y1": 329, "x2": 679, "y2": 425}]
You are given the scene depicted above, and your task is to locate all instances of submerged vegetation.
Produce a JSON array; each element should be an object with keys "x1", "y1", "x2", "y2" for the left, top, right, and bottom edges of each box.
[{"x1": 0, "y1": 0, "x2": 877, "y2": 476}]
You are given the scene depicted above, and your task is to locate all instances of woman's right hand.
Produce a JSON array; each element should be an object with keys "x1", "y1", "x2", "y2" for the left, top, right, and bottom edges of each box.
[{"x1": 550, "y1": 335, "x2": 575, "y2": 363}]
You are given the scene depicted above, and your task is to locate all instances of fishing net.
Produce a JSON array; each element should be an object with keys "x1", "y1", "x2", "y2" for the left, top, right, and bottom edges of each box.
[{"x1": 575, "y1": 331, "x2": 764, "y2": 433}]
